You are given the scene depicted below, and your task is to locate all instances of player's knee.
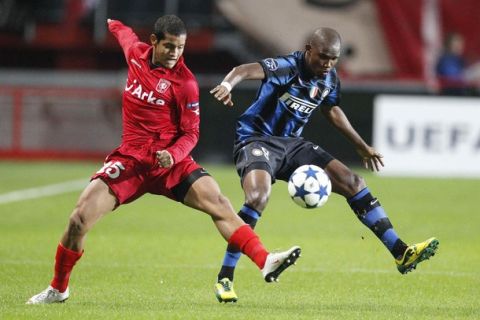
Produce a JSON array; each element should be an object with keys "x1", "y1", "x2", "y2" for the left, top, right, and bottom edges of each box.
[
  {"x1": 68, "y1": 212, "x2": 87, "y2": 236},
  {"x1": 68, "y1": 200, "x2": 90, "y2": 236},
  {"x1": 245, "y1": 188, "x2": 270, "y2": 212},
  {"x1": 348, "y1": 173, "x2": 366, "y2": 195},
  {"x1": 337, "y1": 172, "x2": 366, "y2": 197}
]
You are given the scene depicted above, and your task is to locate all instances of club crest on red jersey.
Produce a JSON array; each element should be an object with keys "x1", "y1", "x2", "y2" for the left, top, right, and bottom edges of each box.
[{"x1": 156, "y1": 79, "x2": 171, "y2": 94}]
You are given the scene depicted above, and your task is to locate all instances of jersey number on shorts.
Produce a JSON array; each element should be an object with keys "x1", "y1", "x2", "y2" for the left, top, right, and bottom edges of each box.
[{"x1": 97, "y1": 161, "x2": 125, "y2": 179}]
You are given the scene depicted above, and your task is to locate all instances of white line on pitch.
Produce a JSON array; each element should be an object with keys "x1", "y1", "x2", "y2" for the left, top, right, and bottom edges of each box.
[
  {"x1": 0, "y1": 259, "x2": 475, "y2": 278},
  {"x1": 0, "y1": 179, "x2": 88, "y2": 205}
]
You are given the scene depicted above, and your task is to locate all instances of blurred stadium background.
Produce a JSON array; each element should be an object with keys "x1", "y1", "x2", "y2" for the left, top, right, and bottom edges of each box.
[{"x1": 1, "y1": 0, "x2": 479, "y2": 170}]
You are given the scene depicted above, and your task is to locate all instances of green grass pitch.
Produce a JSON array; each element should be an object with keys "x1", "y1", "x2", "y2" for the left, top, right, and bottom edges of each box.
[{"x1": 0, "y1": 160, "x2": 479, "y2": 319}]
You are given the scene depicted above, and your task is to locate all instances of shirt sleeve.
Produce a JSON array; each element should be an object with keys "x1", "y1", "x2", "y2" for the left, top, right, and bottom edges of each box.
[
  {"x1": 108, "y1": 20, "x2": 140, "y2": 60},
  {"x1": 259, "y1": 55, "x2": 298, "y2": 86},
  {"x1": 165, "y1": 79, "x2": 200, "y2": 163}
]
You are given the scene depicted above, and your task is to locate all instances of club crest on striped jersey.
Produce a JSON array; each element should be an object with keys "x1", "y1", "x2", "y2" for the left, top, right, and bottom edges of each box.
[
  {"x1": 321, "y1": 88, "x2": 330, "y2": 99},
  {"x1": 309, "y1": 86, "x2": 319, "y2": 99},
  {"x1": 156, "y1": 79, "x2": 171, "y2": 94}
]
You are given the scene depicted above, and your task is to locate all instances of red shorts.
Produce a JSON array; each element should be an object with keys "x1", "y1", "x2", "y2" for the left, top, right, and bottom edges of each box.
[{"x1": 91, "y1": 145, "x2": 203, "y2": 205}]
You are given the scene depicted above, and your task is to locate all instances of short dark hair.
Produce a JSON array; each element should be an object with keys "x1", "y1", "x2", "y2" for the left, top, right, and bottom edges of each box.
[{"x1": 153, "y1": 15, "x2": 186, "y2": 40}]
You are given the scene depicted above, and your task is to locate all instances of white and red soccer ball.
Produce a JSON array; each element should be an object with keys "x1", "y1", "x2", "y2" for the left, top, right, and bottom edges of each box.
[{"x1": 288, "y1": 164, "x2": 332, "y2": 209}]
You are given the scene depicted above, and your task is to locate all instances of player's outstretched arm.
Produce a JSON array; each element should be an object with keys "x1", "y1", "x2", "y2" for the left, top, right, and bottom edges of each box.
[
  {"x1": 210, "y1": 63, "x2": 265, "y2": 107},
  {"x1": 322, "y1": 105, "x2": 384, "y2": 171},
  {"x1": 106, "y1": 18, "x2": 140, "y2": 58}
]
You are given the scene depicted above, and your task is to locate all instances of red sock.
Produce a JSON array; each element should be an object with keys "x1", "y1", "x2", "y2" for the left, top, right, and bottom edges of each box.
[
  {"x1": 50, "y1": 243, "x2": 83, "y2": 293},
  {"x1": 228, "y1": 225, "x2": 269, "y2": 269}
]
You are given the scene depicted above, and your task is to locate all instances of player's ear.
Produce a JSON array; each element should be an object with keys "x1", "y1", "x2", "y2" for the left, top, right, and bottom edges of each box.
[
  {"x1": 305, "y1": 43, "x2": 312, "y2": 52},
  {"x1": 150, "y1": 34, "x2": 158, "y2": 45}
]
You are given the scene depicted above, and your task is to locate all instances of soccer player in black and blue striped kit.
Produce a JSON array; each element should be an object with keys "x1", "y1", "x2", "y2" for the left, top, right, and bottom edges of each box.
[{"x1": 210, "y1": 28, "x2": 439, "y2": 303}]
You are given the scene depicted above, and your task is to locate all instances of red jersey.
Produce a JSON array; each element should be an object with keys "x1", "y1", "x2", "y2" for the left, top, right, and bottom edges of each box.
[{"x1": 108, "y1": 20, "x2": 200, "y2": 164}]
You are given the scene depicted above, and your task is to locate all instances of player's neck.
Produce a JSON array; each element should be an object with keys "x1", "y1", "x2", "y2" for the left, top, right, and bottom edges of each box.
[
  {"x1": 303, "y1": 63, "x2": 316, "y2": 80},
  {"x1": 150, "y1": 56, "x2": 179, "y2": 70},
  {"x1": 149, "y1": 57, "x2": 162, "y2": 70},
  {"x1": 150, "y1": 52, "x2": 166, "y2": 70}
]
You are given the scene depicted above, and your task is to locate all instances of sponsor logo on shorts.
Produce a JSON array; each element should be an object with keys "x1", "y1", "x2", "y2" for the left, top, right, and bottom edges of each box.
[
  {"x1": 261, "y1": 147, "x2": 270, "y2": 160},
  {"x1": 252, "y1": 148, "x2": 263, "y2": 157},
  {"x1": 313, "y1": 145, "x2": 319, "y2": 150},
  {"x1": 251, "y1": 147, "x2": 270, "y2": 160}
]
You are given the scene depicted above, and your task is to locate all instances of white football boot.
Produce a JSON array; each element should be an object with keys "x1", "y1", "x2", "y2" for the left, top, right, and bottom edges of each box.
[
  {"x1": 262, "y1": 246, "x2": 301, "y2": 282},
  {"x1": 26, "y1": 286, "x2": 69, "y2": 304}
]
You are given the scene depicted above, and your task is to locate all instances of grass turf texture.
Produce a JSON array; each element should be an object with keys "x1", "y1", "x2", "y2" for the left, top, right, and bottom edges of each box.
[{"x1": 0, "y1": 160, "x2": 479, "y2": 319}]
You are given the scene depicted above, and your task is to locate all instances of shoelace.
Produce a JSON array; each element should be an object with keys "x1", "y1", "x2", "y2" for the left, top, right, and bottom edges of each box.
[
  {"x1": 402, "y1": 247, "x2": 417, "y2": 264},
  {"x1": 220, "y1": 281, "x2": 232, "y2": 291},
  {"x1": 47, "y1": 290, "x2": 57, "y2": 299},
  {"x1": 33, "y1": 289, "x2": 52, "y2": 301}
]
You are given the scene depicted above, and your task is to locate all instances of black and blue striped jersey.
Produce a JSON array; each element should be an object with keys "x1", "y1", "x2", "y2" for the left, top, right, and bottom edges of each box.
[{"x1": 236, "y1": 51, "x2": 341, "y2": 143}]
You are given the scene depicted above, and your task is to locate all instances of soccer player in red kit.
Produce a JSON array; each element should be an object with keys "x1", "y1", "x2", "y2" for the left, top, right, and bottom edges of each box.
[{"x1": 26, "y1": 15, "x2": 301, "y2": 304}]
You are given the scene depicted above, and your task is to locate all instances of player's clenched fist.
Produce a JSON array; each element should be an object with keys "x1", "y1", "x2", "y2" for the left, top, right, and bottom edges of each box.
[{"x1": 156, "y1": 150, "x2": 174, "y2": 168}]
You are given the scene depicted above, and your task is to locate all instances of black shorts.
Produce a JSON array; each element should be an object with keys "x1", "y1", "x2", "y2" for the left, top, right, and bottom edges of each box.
[
  {"x1": 171, "y1": 168, "x2": 211, "y2": 203},
  {"x1": 233, "y1": 136, "x2": 334, "y2": 183}
]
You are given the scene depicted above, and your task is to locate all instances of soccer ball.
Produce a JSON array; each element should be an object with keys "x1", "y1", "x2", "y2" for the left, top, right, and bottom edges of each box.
[{"x1": 288, "y1": 164, "x2": 332, "y2": 209}]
